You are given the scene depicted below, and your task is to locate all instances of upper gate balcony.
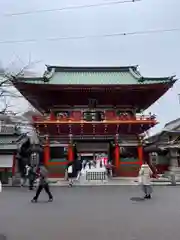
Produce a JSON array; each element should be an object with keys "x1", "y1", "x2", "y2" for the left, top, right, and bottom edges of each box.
[
  {"x1": 32, "y1": 110, "x2": 157, "y2": 135},
  {"x1": 32, "y1": 110, "x2": 157, "y2": 126}
]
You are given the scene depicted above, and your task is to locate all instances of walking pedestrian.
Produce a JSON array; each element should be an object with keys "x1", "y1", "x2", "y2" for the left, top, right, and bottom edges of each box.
[
  {"x1": 105, "y1": 161, "x2": 114, "y2": 178},
  {"x1": 20, "y1": 164, "x2": 29, "y2": 187},
  {"x1": 66, "y1": 161, "x2": 74, "y2": 187},
  {"x1": 31, "y1": 165, "x2": 53, "y2": 203},
  {"x1": 75, "y1": 160, "x2": 82, "y2": 181},
  {"x1": 82, "y1": 160, "x2": 87, "y2": 169},
  {"x1": 28, "y1": 165, "x2": 37, "y2": 190},
  {"x1": 138, "y1": 163, "x2": 153, "y2": 199}
]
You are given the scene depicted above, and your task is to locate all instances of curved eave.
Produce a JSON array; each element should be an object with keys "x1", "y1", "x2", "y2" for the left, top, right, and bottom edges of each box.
[
  {"x1": 12, "y1": 79, "x2": 176, "y2": 87},
  {"x1": 144, "y1": 74, "x2": 176, "y2": 80},
  {"x1": 12, "y1": 77, "x2": 44, "y2": 83},
  {"x1": 12, "y1": 75, "x2": 177, "y2": 88},
  {"x1": 143, "y1": 78, "x2": 177, "y2": 85}
]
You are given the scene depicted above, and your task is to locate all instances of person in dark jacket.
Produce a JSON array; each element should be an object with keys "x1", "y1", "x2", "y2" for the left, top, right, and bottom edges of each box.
[
  {"x1": 31, "y1": 165, "x2": 53, "y2": 203},
  {"x1": 75, "y1": 160, "x2": 82, "y2": 181},
  {"x1": 20, "y1": 164, "x2": 29, "y2": 187},
  {"x1": 28, "y1": 165, "x2": 37, "y2": 190}
]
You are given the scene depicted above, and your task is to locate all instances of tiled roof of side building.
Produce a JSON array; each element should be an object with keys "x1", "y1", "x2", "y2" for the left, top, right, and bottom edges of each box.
[
  {"x1": 15, "y1": 65, "x2": 177, "y2": 85},
  {"x1": 145, "y1": 118, "x2": 180, "y2": 144},
  {"x1": 0, "y1": 135, "x2": 22, "y2": 144}
]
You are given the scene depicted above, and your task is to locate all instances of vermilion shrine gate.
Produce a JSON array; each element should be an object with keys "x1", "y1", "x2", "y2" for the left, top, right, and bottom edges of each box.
[{"x1": 12, "y1": 66, "x2": 176, "y2": 177}]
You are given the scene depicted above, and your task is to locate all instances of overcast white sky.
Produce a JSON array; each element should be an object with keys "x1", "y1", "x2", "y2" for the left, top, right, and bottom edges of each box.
[{"x1": 0, "y1": 0, "x2": 179, "y2": 134}]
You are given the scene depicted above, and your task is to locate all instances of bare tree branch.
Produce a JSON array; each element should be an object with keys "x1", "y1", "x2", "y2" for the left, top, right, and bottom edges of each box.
[{"x1": 0, "y1": 58, "x2": 40, "y2": 115}]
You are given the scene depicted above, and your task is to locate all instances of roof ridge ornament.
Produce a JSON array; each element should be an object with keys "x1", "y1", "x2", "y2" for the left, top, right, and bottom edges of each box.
[
  {"x1": 129, "y1": 66, "x2": 142, "y2": 80},
  {"x1": 43, "y1": 66, "x2": 55, "y2": 82},
  {"x1": 169, "y1": 75, "x2": 176, "y2": 81}
]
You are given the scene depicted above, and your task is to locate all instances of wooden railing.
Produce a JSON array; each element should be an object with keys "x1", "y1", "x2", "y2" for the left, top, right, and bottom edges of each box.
[{"x1": 32, "y1": 114, "x2": 156, "y2": 122}]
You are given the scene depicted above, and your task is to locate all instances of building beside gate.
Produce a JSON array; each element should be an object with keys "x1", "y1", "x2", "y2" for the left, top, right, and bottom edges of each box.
[
  {"x1": 12, "y1": 65, "x2": 176, "y2": 177},
  {"x1": 0, "y1": 114, "x2": 24, "y2": 183},
  {"x1": 145, "y1": 118, "x2": 180, "y2": 174}
]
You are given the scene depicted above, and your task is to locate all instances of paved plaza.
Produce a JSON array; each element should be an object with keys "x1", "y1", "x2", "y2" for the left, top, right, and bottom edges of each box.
[{"x1": 0, "y1": 186, "x2": 180, "y2": 240}]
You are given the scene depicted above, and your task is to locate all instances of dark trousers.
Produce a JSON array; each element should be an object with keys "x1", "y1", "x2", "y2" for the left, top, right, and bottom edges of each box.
[
  {"x1": 29, "y1": 178, "x2": 34, "y2": 190},
  {"x1": 33, "y1": 183, "x2": 53, "y2": 200},
  {"x1": 142, "y1": 185, "x2": 152, "y2": 196},
  {"x1": 21, "y1": 176, "x2": 28, "y2": 186}
]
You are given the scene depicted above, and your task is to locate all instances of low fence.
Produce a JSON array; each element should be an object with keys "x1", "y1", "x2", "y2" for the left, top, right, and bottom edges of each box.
[{"x1": 86, "y1": 171, "x2": 107, "y2": 181}]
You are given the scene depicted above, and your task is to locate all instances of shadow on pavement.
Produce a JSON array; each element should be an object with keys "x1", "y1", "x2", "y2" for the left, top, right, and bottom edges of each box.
[
  {"x1": 130, "y1": 197, "x2": 145, "y2": 202},
  {"x1": 31, "y1": 200, "x2": 51, "y2": 204}
]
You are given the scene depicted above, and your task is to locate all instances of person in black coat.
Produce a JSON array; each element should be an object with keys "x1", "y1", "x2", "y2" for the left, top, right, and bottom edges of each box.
[
  {"x1": 31, "y1": 165, "x2": 53, "y2": 203},
  {"x1": 28, "y1": 165, "x2": 37, "y2": 190}
]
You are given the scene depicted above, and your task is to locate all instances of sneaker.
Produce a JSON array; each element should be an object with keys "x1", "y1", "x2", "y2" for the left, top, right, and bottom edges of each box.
[
  {"x1": 48, "y1": 198, "x2": 53, "y2": 202},
  {"x1": 31, "y1": 198, "x2": 37, "y2": 203}
]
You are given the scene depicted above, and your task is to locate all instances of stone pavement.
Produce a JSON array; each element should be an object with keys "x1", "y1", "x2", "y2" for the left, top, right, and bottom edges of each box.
[
  {"x1": 46, "y1": 177, "x2": 180, "y2": 186},
  {"x1": 0, "y1": 186, "x2": 180, "y2": 240},
  {"x1": 5, "y1": 176, "x2": 180, "y2": 187}
]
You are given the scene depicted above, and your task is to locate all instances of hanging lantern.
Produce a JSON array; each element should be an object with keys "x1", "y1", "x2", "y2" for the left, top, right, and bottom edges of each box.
[
  {"x1": 115, "y1": 133, "x2": 119, "y2": 144},
  {"x1": 69, "y1": 124, "x2": 72, "y2": 135},
  {"x1": 45, "y1": 135, "x2": 49, "y2": 142},
  {"x1": 93, "y1": 124, "x2": 96, "y2": 134},
  {"x1": 69, "y1": 134, "x2": 73, "y2": 144},
  {"x1": 57, "y1": 125, "x2": 60, "y2": 134},
  {"x1": 104, "y1": 124, "x2": 108, "y2": 134},
  {"x1": 116, "y1": 124, "x2": 119, "y2": 134},
  {"x1": 44, "y1": 124, "x2": 48, "y2": 135}
]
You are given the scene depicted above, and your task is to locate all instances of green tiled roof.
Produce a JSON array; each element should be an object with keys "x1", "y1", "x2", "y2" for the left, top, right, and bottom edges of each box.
[
  {"x1": 16, "y1": 66, "x2": 176, "y2": 85},
  {"x1": 48, "y1": 71, "x2": 138, "y2": 85}
]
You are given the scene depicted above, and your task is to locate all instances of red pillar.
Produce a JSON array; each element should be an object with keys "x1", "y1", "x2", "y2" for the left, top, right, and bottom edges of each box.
[
  {"x1": 138, "y1": 145, "x2": 143, "y2": 165},
  {"x1": 68, "y1": 144, "x2": 74, "y2": 162},
  {"x1": 44, "y1": 138, "x2": 50, "y2": 166},
  {"x1": 114, "y1": 143, "x2": 120, "y2": 175}
]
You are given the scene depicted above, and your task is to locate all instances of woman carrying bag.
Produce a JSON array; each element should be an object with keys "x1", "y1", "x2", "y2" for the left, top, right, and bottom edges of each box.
[{"x1": 138, "y1": 163, "x2": 153, "y2": 199}]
